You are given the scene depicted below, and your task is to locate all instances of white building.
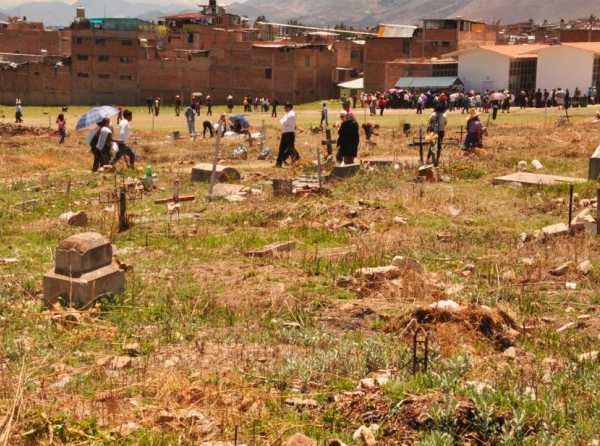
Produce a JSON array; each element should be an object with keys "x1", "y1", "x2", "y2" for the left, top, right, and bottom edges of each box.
[
  {"x1": 448, "y1": 45, "x2": 547, "y2": 93},
  {"x1": 536, "y1": 43, "x2": 600, "y2": 93}
]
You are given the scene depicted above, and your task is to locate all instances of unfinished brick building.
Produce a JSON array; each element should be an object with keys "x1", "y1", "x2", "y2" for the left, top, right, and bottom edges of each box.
[
  {"x1": 0, "y1": 17, "x2": 71, "y2": 56},
  {"x1": 365, "y1": 19, "x2": 497, "y2": 92}
]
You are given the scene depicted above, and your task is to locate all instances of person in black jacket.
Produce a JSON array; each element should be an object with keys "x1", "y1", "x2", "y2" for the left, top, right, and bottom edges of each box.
[{"x1": 336, "y1": 111, "x2": 360, "y2": 165}]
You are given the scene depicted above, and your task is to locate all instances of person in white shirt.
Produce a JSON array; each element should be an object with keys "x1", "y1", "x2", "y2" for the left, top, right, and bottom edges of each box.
[
  {"x1": 90, "y1": 118, "x2": 112, "y2": 172},
  {"x1": 111, "y1": 110, "x2": 136, "y2": 168},
  {"x1": 276, "y1": 103, "x2": 300, "y2": 167}
]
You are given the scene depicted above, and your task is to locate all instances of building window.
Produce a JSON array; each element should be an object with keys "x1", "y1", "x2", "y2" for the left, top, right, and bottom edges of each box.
[
  {"x1": 402, "y1": 39, "x2": 410, "y2": 55},
  {"x1": 98, "y1": 74, "x2": 110, "y2": 79},
  {"x1": 304, "y1": 56, "x2": 311, "y2": 67},
  {"x1": 95, "y1": 38, "x2": 106, "y2": 45},
  {"x1": 441, "y1": 41, "x2": 451, "y2": 47},
  {"x1": 432, "y1": 63, "x2": 458, "y2": 77},
  {"x1": 509, "y1": 58, "x2": 537, "y2": 94},
  {"x1": 76, "y1": 54, "x2": 89, "y2": 61},
  {"x1": 120, "y1": 56, "x2": 134, "y2": 63},
  {"x1": 594, "y1": 56, "x2": 600, "y2": 91},
  {"x1": 121, "y1": 39, "x2": 133, "y2": 46},
  {"x1": 351, "y1": 50, "x2": 361, "y2": 60},
  {"x1": 77, "y1": 72, "x2": 89, "y2": 78},
  {"x1": 120, "y1": 74, "x2": 134, "y2": 81},
  {"x1": 188, "y1": 33, "x2": 194, "y2": 44},
  {"x1": 265, "y1": 67, "x2": 272, "y2": 79},
  {"x1": 73, "y1": 37, "x2": 83, "y2": 44},
  {"x1": 98, "y1": 55, "x2": 110, "y2": 62}
]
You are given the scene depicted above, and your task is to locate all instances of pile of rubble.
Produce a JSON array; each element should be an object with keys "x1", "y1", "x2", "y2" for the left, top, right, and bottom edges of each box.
[{"x1": 0, "y1": 123, "x2": 53, "y2": 137}]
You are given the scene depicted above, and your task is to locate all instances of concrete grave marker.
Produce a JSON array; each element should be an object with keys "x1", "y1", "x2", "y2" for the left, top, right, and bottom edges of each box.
[
  {"x1": 43, "y1": 232, "x2": 125, "y2": 308},
  {"x1": 327, "y1": 164, "x2": 361, "y2": 181}
]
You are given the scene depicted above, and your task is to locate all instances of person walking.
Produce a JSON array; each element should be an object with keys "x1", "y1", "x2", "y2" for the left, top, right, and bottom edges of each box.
[
  {"x1": 320, "y1": 102, "x2": 329, "y2": 128},
  {"x1": 175, "y1": 95, "x2": 182, "y2": 117},
  {"x1": 428, "y1": 106, "x2": 447, "y2": 167},
  {"x1": 206, "y1": 95, "x2": 213, "y2": 116},
  {"x1": 112, "y1": 109, "x2": 136, "y2": 168},
  {"x1": 336, "y1": 111, "x2": 360, "y2": 165},
  {"x1": 378, "y1": 96, "x2": 387, "y2": 116},
  {"x1": 227, "y1": 95, "x2": 234, "y2": 113},
  {"x1": 154, "y1": 97, "x2": 161, "y2": 117},
  {"x1": 185, "y1": 104, "x2": 196, "y2": 139},
  {"x1": 271, "y1": 98, "x2": 279, "y2": 118},
  {"x1": 275, "y1": 103, "x2": 299, "y2": 168},
  {"x1": 15, "y1": 98, "x2": 23, "y2": 123},
  {"x1": 91, "y1": 118, "x2": 112, "y2": 172},
  {"x1": 56, "y1": 113, "x2": 66, "y2": 144}
]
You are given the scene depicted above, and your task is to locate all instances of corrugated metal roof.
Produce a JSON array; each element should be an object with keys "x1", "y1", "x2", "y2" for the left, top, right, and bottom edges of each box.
[
  {"x1": 395, "y1": 76, "x2": 463, "y2": 89},
  {"x1": 338, "y1": 78, "x2": 364, "y2": 90}
]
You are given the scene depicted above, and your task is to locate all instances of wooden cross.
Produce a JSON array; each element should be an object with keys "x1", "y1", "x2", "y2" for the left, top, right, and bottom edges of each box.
[
  {"x1": 154, "y1": 178, "x2": 195, "y2": 204},
  {"x1": 321, "y1": 129, "x2": 334, "y2": 157}
]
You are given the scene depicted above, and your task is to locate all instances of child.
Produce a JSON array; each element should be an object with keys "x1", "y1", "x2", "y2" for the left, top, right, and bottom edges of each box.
[
  {"x1": 463, "y1": 108, "x2": 483, "y2": 154},
  {"x1": 56, "y1": 114, "x2": 66, "y2": 144}
]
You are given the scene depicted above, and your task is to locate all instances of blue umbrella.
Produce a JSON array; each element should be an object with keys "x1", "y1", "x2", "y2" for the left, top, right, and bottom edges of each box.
[
  {"x1": 230, "y1": 114, "x2": 250, "y2": 126},
  {"x1": 76, "y1": 106, "x2": 119, "y2": 130}
]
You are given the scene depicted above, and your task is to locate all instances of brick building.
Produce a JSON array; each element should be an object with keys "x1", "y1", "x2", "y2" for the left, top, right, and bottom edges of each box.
[
  {"x1": 365, "y1": 19, "x2": 497, "y2": 92},
  {"x1": 0, "y1": 17, "x2": 70, "y2": 56}
]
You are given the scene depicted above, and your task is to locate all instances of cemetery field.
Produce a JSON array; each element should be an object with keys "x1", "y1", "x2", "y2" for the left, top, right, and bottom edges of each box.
[{"x1": 2, "y1": 103, "x2": 600, "y2": 445}]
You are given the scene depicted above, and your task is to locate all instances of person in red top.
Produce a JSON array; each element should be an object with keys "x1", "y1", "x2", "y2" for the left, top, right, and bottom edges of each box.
[
  {"x1": 56, "y1": 113, "x2": 66, "y2": 144},
  {"x1": 378, "y1": 97, "x2": 387, "y2": 116}
]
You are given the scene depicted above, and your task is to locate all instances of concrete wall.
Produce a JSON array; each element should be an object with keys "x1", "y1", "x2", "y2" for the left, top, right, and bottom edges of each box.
[
  {"x1": 458, "y1": 49, "x2": 510, "y2": 92},
  {"x1": 537, "y1": 46, "x2": 594, "y2": 92}
]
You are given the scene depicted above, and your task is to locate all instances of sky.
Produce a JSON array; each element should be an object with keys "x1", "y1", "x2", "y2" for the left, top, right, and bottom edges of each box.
[{"x1": 2, "y1": 0, "x2": 239, "y2": 5}]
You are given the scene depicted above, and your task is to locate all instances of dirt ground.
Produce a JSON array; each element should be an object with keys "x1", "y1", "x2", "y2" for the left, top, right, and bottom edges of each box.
[{"x1": 1, "y1": 103, "x2": 600, "y2": 445}]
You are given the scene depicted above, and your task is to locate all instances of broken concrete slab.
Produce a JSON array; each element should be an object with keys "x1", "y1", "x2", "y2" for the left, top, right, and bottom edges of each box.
[
  {"x1": 356, "y1": 266, "x2": 401, "y2": 281},
  {"x1": 493, "y1": 172, "x2": 587, "y2": 187},
  {"x1": 589, "y1": 144, "x2": 600, "y2": 181},
  {"x1": 191, "y1": 163, "x2": 241, "y2": 183},
  {"x1": 59, "y1": 211, "x2": 88, "y2": 227},
  {"x1": 391, "y1": 256, "x2": 424, "y2": 274},
  {"x1": 361, "y1": 156, "x2": 419, "y2": 169},
  {"x1": 245, "y1": 241, "x2": 296, "y2": 258},
  {"x1": 550, "y1": 261, "x2": 572, "y2": 277},
  {"x1": 538, "y1": 222, "x2": 570, "y2": 239}
]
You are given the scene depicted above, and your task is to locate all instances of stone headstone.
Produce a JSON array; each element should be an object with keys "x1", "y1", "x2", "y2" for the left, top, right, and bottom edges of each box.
[
  {"x1": 43, "y1": 232, "x2": 125, "y2": 307},
  {"x1": 191, "y1": 163, "x2": 241, "y2": 183},
  {"x1": 589, "y1": 144, "x2": 600, "y2": 181}
]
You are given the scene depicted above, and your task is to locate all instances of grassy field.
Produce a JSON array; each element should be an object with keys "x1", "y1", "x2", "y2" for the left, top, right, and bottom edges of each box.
[{"x1": 1, "y1": 102, "x2": 600, "y2": 445}]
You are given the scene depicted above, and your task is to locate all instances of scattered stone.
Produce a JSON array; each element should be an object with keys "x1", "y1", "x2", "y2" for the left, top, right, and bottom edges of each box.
[
  {"x1": 503, "y1": 346, "x2": 519, "y2": 360},
  {"x1": 540, "y1": 223, "x2": 570, "y2": 238},
  {"x1": 463, "y1": 264, "x2": 476, "y2": 273},
  {"x1": 391, "y1": 256, "x2": 424, "y2": 274},
  {"x1": 556, "y1": 322, "x2": 578, "y2": 333},
  {"x1": 109, "y1": 356, "x2": 132, "y2": 370},
  {"x1": 283, "y1": 433, "x2": 317, "y2": 446},
  {"x1": 565, "y1": 282, "x2": 577, "y2": 290},
  {"x1": 578, "y1": 260, "x2": 593, "y2": 275},
  {"x1": 577, "y1": 351, "x2": 599, "y2": 363},
  {"x1": 521, "y1": 257, "x2": 535, "y2": 266},
  {"x1": 224, "y1": 195, "x2": 246, "y2": 203},
  {"x1": 501, "y1": 270, "x2": 516, "y2": 281},
  {"x1": 352, "y1": 425, "x2": 377, "y2": 446},
  {"x1": 245, "y1": 241, "x2": 296, "y2": 258},
  {"x1": 355, "y1": 266, "x2": 401, "y2": 281},
  {"x1": 429, "y1": 300, "x2": 460, "y2": 312},
  {"x1": 59, "y1": 211, "x2": 89, "y2": 227},
  {"x1": 191, "y1": 163, "x2": 241, "y2": 183},
  {"x1": 393, "y1": 216, "x2": 408, "y2": 225},
  {"x1": 550, "y1": 261, "x2": 572, "y2": 277},
  {"x1": 437, "y1": 232, "x2": 453, "y2": 242},
  {"x1": 531, "y1": 160, "x2": 544, "y2": 170},
  {"x1": 124, "y1": 342, "x2": 141, "y2": 356},
  {"x1": 284, "y1": 398, "x2": 319, "y2": 409},
  {"x1": 0, "y1": 258, "x2": 17, "y2": 265}
]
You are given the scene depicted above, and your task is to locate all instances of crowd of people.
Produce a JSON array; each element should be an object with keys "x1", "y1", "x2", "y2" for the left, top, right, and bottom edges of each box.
[{"x1": 8, "y1": 83, "x2": 600, "y2": 174}]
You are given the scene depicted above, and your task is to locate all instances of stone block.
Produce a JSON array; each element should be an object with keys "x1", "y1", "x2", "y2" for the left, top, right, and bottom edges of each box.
[
  {"x1": 589, "y1": 144, "x2": 600, "y2": 181},
  {"x1": 245, "y1": 241, "x2": 296, "y2": 258},
  {"x1": 59, "y1": 211, "x2": 89, "y2": 227},
  {"x1": 326, "y1": 164, "x2": 361, "y2": 181},
  {"x1": 191, "y1": 163, "x2": 241, "y2": 183},
  {"x1": 43, "y1": 262, "x2": 125, "y2": 308},
  {"x1": 55, "y1": 232, "x2": 112, "y2": 278}
]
